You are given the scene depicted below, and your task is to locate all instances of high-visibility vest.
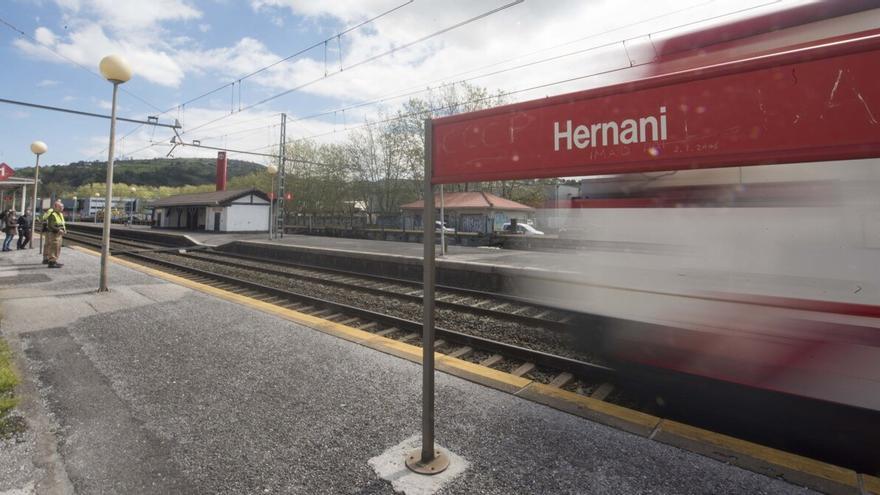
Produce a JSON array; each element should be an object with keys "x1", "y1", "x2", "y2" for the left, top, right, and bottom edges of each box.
[{"x1": 42, "y1": 209, "x2": 66, "y2": 232}]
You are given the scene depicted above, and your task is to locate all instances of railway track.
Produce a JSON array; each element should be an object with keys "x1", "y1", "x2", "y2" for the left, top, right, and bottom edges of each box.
[
  {"x1": 63, "y1": 230, "x2": 619, "y2": 393},
  {"x1": 62, "y1": 228, "x2": 880, "y2": 475}
]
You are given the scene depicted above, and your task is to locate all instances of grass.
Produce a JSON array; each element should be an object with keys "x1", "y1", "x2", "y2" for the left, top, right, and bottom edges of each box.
[{"x1": 0, "y1": 338, "x2": 22, "y2": 437}]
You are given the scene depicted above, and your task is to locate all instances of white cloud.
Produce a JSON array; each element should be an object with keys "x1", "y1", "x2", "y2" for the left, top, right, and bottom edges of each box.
[
  {"x1": 34, "y1": 26, "x2": 57, "y2": 45},
  {"x1": 14, "y1": 23, "x2": 186, "y2": 87},
  {"x1": 53, "y1": 0, "x2": 201, "y2": 31},
  {"x1": 37, "y1": 79, "x2": 61, "y2": 87},
  {"x1": 250, "y1": 0, "x2": 406, "y2": 22},
  {"x1": 198, "y1": 23, "x2": 211, "y2": 33}
]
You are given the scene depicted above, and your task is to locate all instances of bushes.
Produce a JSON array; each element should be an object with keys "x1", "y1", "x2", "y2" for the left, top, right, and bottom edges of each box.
[{"x1": 0, "y1": 339, "x2": 19, "y2": 427}]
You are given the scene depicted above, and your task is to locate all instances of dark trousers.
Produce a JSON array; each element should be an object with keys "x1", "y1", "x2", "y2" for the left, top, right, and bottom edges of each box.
[{"x1": 17, "y1": 229, "x2": 31, "y2": 249}]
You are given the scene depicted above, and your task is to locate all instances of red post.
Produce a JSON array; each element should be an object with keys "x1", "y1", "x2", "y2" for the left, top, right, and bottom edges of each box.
[{"x1": 216, "y1": 151, "x2": 228, "y2": 192}]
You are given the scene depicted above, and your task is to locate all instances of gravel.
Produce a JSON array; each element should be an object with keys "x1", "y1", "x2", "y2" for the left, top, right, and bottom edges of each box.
[{"x1": 144, "y1": 251, "x2": 598, "y2": 364}]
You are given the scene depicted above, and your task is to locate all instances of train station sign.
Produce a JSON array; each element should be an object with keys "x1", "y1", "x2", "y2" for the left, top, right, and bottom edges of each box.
[
  {"x1": 0, "y1": 163, "x2": 14, "y2": 181},
  {"x1": 430, "y1": 28, "x2": 880, "y2": 183}
]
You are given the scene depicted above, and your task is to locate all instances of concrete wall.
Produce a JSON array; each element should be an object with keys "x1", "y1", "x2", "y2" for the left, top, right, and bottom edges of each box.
[{"x1": 225, "y1": 194, "x2": 269, "y2": 232}]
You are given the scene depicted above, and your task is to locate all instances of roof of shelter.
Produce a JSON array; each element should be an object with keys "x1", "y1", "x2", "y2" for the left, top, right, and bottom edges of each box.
[
  {"x1": 401, "y1": 191, "x2": 533, "y2": 211},
  {"x1": 152, "y1": 188, "x2": 269, "y2": 208}
]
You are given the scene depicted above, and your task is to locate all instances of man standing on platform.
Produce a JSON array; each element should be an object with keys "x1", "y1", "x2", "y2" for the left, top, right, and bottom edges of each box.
[
  {"x1": 16, "y1": 209, "x2": 32, "y2": 250},
  {"x1": 42, "y1": 201, "x2": 66, "y2": 268}
]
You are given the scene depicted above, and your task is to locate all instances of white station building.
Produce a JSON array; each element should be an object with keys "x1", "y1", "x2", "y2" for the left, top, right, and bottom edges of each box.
[{"x1": 152, "y1": 188, "x2": 270, "y2": 232}]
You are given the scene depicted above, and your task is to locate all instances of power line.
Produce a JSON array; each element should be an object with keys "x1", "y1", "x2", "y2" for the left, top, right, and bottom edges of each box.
[
  {"x1": 246, "y1": 0, "x2": 784, "y2": 148},
  {"x1": 185, "y1": 0, "x2": 725, "y2": 151},
  {"x1": 111, "y1": 0, "x2": 731, "y2": 160},
  {"x1": 187, "y1": 0, "x2": 748, "y2": 149},
  {"x1": 0, "y1": 15, "x2": 164, "y2": 113},
  {"x1": 0, "y1": 98, "x2": 180, "y2": 128},
  {"x1": 181, "y1": 0, "x2": 525, "y2": 136},
  {"x1": 161, "y1": 1, "x2": 415, "y2": 117},
  {"x1": 281, "y1": 0, "x2": 725, "y2": 128}
]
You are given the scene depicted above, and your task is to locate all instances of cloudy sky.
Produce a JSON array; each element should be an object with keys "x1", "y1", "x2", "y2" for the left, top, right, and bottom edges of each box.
[{"x1": 1, "y1": 0, "x2": 790, "y2": 168}]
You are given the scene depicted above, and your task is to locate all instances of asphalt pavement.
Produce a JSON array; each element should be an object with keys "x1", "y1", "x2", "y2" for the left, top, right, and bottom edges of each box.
[{"x1": 0, "y1": 247, "x2": 816, "y2": 494}]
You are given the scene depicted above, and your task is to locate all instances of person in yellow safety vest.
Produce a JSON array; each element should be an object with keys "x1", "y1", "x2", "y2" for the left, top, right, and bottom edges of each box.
[{"x1": 41, "y1": 200, "x2": 67, "y2": 268}]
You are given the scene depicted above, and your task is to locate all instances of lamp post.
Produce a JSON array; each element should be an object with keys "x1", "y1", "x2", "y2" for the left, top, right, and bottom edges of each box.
[
  {"x1": 267, "y1": 165, "x2": 278, "y2": 240},
  {"x1": 72, "y1": 196, "x2": 77, "y2": 222},
  {"x1": 93, "y1": 192, "x2": 100, "y2": 223},
  {"x1": 98, "y1": 54, "x2": 132, "y2": 292},
  {"x1": 129, "y1": 186, "x2": 136, "y2": 226},
  {"x1": 28, "y1": 140, "x2": 47, "y2": 249}
]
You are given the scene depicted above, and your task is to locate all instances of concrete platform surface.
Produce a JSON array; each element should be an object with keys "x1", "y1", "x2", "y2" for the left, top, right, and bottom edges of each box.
[{"x1": 0, "y1": 247, "x2": 816, "y2": 494}]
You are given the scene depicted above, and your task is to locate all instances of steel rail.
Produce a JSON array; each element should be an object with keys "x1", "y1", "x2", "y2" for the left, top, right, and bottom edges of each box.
[
  {"x1": 180, "y1": 250, "x2": 575, "y2": 333},
  {"x1": 64, "y1": 233, "x2": 614, "y2": 380}
]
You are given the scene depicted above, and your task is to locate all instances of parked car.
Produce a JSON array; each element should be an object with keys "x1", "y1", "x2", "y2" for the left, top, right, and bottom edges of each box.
[
  {"x1": 435, "y1": 221, "x2": 454, "y2": 233},
  {"x1": 502, "y1": 223, "x2": 544, "y2": 235}
]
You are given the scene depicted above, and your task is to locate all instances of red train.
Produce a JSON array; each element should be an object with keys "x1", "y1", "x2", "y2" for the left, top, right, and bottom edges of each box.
[{"x1": 509, "y1": 1, "x2": 880, "y2": 412}]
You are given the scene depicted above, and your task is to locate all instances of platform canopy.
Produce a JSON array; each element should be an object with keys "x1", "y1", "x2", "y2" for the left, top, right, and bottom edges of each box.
[{"x1": 0, "y1": 176, "x2": 37, "y2": 191}]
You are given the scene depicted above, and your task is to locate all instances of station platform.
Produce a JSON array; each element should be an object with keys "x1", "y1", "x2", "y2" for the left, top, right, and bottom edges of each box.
[
  {"x1": 69, "y1": 223, "x2": 880, "y2": 307},
  {"x1": 0, "y1": 246, "x2": 831, "y2": 494}
]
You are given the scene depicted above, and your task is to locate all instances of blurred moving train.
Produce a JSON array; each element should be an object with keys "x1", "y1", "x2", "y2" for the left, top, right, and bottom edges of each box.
[{"x1": 511, "y1": 1, "x2": 880, "y2": 412}]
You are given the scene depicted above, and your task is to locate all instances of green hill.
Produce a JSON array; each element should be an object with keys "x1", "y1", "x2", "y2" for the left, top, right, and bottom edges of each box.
[{"x1": 14, "y1": 157, "x2": 265, "y2": 189}]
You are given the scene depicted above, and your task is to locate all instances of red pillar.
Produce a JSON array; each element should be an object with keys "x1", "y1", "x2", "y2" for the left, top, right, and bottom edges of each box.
[{"x1": 216, "y1": 151, "x2": 227, "y2": 192}]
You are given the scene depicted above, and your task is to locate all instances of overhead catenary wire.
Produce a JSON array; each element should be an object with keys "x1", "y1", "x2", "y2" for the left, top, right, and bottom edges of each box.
[
  {"x1": 0, "y1": 15, "x2": 164, "y2": 113},
  {"x1": 181, "y1": 0, "x2": 525, "y2": 136},
  {"x1": 99, "y1": 0, "x2": 780, "y2": 163},
  {"x1": 242, "y1": 0, "x2": 785, "y2": 151},
  {"x1": 165, "y1": 1, "x2": 415, "y2": 118},
  {"x1": 279, "y1": 0, "x2": 727, "y2": 128},
  {"x1": 186, "y1": 0, "x2": 766, "y2": 150}
]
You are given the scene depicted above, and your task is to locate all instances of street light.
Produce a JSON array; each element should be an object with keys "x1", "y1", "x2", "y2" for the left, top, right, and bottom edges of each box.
[
  {"x1": 72, "y1": 196, "x2": 77, "y2": 222},
  {"x1": 93, "y1": 192, "x2": 100, "y2": 223},
  {"x1": 129, "y1": 186, "x2": 136, "y2": 226},
  {"x1": 267, "y1": 165, "x2": 278, "y2": 240},
  {"x1": 28, "y1": 140, "x2": 47, "y2": 249},
  {"x1": 98, "y1": 53, "x2": 132, "y2": 292}
]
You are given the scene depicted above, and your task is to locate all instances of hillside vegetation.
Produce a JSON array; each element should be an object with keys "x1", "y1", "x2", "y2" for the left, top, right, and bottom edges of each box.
[{"x1": 15, "y1": 157, "x2": 265, "y2": 189}]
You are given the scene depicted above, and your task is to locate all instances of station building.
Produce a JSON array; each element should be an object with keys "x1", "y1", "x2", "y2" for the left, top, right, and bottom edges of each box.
[
  {"x1": 401, "y1": 191, "x2": 534, "y2": 233},
  {"x1": 152, "y1": 188, "x2": 270, "y2": 232}
]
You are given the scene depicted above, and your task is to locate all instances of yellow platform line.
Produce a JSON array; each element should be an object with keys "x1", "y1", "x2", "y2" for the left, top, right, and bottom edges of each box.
[{"x1": 75, "y1": 246, "x2": 875, "y2": 495}]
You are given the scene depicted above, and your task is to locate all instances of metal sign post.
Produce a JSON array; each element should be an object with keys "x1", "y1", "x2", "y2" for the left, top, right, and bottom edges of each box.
[
  {"x1": 406, "y1": 118, "x2": 449, "y2": 475},
  {"x1": 439, "y1": 184, "x2": 445, "y2": 256}
]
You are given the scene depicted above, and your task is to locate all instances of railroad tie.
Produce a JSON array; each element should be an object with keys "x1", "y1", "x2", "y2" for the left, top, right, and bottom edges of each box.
[
  {"x1": 376, "y1": 327, "x2": 398, "y2": 337},
  {"x1": 447, "y1": 346, "x2": 473, "y2": 359},
  {"x1": 399, "y1": 333, "x2": 419, "y2": 343},
  {"x1": 511, "y1": 362, "x2": 536, "y2": 377},
  {"x1": 358, "y1": 322, "x2": 378, "y2": 331},
  {"x1": 590, "y1": 382, "x2": 615, "y2": 401},
  {"x1": 479, "y1": 354, "x2": 504, "y2": 367},
  {"x1": 534, "y1": 309, "x2": 552, "y2": 319},
  {"x1": 548, "y1": 372, "x2": 574, "y2": 388},
  {"x1": 338, "y1": 317, "x2": 360, "y2": 326}
]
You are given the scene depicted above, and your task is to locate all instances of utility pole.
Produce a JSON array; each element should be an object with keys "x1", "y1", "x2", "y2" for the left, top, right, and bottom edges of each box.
[{"x1": 276, "y1": 113, "x2": 287, "y2": 239}]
